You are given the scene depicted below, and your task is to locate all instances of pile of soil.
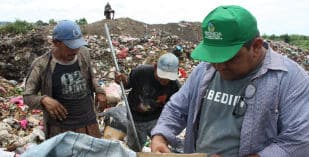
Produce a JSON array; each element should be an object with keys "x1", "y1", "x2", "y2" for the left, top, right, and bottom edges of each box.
[{"x1": 85, "y1": 18, "x2": 202, "y2": 43}]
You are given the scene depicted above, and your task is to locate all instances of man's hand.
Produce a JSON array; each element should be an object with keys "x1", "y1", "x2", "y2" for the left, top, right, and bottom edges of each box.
[
  {"x1": 41, "y1": 96, "x2": 68, "y2": 120},
  {"x1": 96, "y1": 93, "x2": 107, "y2": 112},
  {"x1": 151, "y1": 135, "x2": 171, "y2": 153},
  {"x1": 114, "y1": 72, "x2": 127, "y2": 85}
]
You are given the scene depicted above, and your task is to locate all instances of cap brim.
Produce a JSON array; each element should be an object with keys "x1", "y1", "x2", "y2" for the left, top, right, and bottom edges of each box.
[
  {"x1": 157, "y1": 68, "x2": 178, "y2": 80},
  {"x1": 63, "y1": 37, "x2": 87, "y2": 49},
  {"x1": 191, "y1": 41, "x2": 243, "y2": 63}
]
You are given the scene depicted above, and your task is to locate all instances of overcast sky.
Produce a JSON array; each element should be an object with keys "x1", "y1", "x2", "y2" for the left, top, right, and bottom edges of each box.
[{"x1": 1, "y1": 0, "x2": 308, "y2": 35}]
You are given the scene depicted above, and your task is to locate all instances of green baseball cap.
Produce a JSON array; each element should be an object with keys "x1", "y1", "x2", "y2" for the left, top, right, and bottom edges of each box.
[{"x1": 191, "y1": 5, "x2": 259, "y2": 63}]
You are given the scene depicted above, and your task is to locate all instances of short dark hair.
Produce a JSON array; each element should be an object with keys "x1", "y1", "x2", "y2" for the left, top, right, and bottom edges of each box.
[
  {"x1": 243, "y1": 32, "x2": 260, "y2": 50},
  {"x1": 52, "y1": 38, "x2": 61, "y2": 43}
]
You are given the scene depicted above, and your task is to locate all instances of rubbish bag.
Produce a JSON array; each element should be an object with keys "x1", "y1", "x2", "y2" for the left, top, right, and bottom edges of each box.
[
  {"x1": 21, "y1": 131, "x2": 136, "y2": 157},
  {"x1": 98, "y1": 105, "x2": 128, "y2": 133}
]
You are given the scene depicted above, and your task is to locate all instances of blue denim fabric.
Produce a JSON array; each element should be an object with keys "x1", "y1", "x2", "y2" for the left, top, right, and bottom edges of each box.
[{"x1": 21, "y1": 131, "x2": 136, "y2": 157}]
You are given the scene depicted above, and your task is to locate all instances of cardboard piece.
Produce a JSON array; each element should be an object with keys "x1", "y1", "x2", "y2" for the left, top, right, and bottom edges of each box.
[{"x1": 103, "y1": 125, "x2": 126, "y2": 140}]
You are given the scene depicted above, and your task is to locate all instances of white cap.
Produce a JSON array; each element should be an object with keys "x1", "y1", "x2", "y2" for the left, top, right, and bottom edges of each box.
[{"x1": 157, "y1": 53, "x2": 179, "y2": 80}]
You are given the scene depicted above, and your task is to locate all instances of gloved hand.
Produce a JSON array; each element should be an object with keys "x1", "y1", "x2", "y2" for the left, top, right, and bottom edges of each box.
[{"x1": 41, "y1": 96, "x2": 68, "y2": 121}]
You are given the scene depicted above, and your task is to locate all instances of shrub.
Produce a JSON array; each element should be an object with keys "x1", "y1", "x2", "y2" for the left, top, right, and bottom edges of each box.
[
  {"x1": 0, "y1": 20, "x2": 34, "y2": 34},
  {"x1": 76, "y1": 18, "x2": 88, "y2": 25},
  {"x1": 48, "y1": 19, "x2": 57, "y2": 25},
  {"x1": 35, "y1": 20, "x2": 48, "y2": 26}
]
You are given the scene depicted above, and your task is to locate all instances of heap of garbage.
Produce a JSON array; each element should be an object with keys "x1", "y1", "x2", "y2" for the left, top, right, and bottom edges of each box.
[
  {"x1": 269, "y1": 40, "x2": 309, "y2": 72},
  {"x1": 0, "y1": 76, "x2": 44, "y2": 156}
]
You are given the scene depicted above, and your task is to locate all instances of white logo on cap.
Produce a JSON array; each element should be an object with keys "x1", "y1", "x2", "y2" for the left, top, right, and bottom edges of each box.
[
  {"x1": 73, "y1": 29, "x2": 80, "y2": 38},
  {"x1": 204, "y1": 22, "x2": 222, "y2": 40}
]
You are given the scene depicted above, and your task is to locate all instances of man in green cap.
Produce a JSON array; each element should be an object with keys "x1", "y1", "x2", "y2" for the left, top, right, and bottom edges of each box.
[{"x1": 150, "y1": 5, "x2": 309, "y2": 157}]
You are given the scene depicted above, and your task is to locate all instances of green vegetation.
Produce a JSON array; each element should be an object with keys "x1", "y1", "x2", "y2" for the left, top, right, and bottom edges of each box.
[
  {"x1": 35, "y1": 20, "x2": 48, "y2": 26},
  {"x1": 0, "y1": 20, "x2": 34, "y2": 34},
  {"x1": 289, "y1": 35, "x2": 309, "y2": 51},
  {"x1": 76, "y1": 18, "x2": 88, "y2": 25},
  {"x1": 48, "y1": 19, "x2": 57, "y2": 25},
  {"x1": 263, "y1": 34, "x2": 309, "y2": 50},
  {"x1": 0, "y1": 18, "x2": 89, "y2": 35}
]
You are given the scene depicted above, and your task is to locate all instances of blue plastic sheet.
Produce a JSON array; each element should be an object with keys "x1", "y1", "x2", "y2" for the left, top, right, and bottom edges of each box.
[{"x1": 21, "y1": 131, "x2": 136, "y2": 157}]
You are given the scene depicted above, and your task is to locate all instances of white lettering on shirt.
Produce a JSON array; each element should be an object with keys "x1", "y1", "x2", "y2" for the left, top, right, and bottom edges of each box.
[{"x1": 205, "y1": 89, "x2": 244, "y2": 108}]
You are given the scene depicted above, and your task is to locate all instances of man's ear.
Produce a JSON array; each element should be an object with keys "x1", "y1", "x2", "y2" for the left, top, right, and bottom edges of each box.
[
  {"x1": 252, "y1": 38, "x2": 264, "y2": 50},
  {"x1": 252, "y1": 38, "x2": 265, "y2": 60}
]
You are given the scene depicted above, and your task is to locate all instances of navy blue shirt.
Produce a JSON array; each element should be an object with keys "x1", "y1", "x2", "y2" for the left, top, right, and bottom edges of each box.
[{"x1": 51, "y1": 61, "x2": 96, "y2": 128}]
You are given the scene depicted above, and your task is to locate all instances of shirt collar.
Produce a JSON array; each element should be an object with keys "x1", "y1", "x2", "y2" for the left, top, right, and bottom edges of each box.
[
  {"x1": 253, "y1": 46, "x2": 288, "y2": 79},
  {"x1": 263, "y1": 47, "x2": 288, "y2": 72}
]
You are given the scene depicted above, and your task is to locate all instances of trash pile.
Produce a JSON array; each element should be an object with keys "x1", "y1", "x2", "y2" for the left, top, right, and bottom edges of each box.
[
  {"x1": 0, "y1": 18, "x2": 308, "y2": 156},
  {"x1": 0, "y1": 28, "x2": 50, "y2": 82},
  {"x1": 0, "y1": 76, "x2": 45, "y2": 156},
  {"x1": 87, "y1": 33, "x2": 196, "y2": 84},
  {"x1": 269, "y1": 40, "x2": 309, "y2": 72}
]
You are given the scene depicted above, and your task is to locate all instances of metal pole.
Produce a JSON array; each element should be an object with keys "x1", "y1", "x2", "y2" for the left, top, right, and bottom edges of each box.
[{"x1": 104, "y1": 23, "x2": 142, "y2": 151}]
